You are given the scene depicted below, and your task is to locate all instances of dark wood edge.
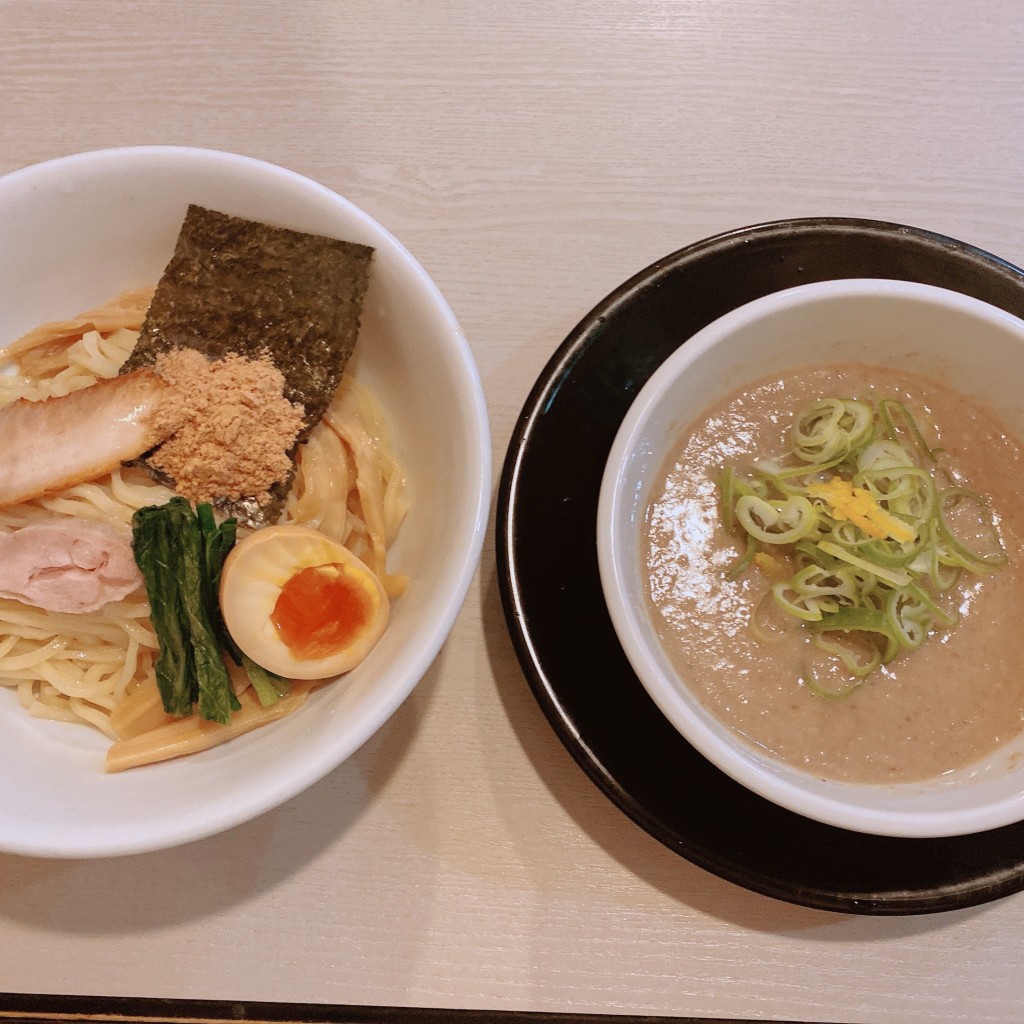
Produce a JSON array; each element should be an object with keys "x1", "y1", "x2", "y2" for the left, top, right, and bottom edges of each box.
[{"x1": 0, "y1": 992, "x2": 828, "y2": 1024}]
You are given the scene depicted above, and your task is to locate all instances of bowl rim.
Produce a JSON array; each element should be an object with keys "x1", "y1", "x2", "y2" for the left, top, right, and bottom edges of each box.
[
  {"x1": 0, "y1": 145, "x2": 492, "y2": 857},
  {"x1": 597, "y1": 276, "x2": 1024, "y2": 839}
]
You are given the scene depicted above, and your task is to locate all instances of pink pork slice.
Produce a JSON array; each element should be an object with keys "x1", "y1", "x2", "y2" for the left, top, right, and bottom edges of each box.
[
  {"x1": 0, "y1": 519, "x2": 143, "y2": 613},
  {"x1": 0, "y1": 369, "x2": 172, "y2": 509}
]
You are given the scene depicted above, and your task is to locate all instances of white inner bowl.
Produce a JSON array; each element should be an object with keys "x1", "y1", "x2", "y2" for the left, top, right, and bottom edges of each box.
[
  {"x1": 0, "y1": 147, "x2": 490, "y2": 857},
  {"x1": 598, "y1": 278, "x2": 1024, "y2": 838}
]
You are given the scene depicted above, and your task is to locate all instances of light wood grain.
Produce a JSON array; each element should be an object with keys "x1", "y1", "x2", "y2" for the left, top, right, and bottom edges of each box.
[{"x1": 2, "y1": 0, "x2": 1024, "y2": 1020}]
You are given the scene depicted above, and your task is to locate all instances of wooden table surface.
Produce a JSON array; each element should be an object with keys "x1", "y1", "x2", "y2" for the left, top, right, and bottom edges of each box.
[{"x1": 2, "y1": 2, "x2": 1024, "y2": 1022}]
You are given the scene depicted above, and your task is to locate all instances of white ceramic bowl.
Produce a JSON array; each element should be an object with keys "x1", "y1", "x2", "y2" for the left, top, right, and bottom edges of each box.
[
  {"x1": 598, "y1": 278, "x2": 1024, "y2": 838},
  {"x1": 0, "y1": 147, "x2": 490, "y2": 857}
]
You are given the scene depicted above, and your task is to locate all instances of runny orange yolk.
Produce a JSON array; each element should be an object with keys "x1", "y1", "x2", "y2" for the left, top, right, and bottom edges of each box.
[{"x1": 271, "y1": 563, "x2": 373, "y2": 661}]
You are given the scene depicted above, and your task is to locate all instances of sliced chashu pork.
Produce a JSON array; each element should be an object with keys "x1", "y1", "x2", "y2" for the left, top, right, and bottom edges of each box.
[
  {"x1": 0, "y1": 519, "x2": 142, "y2": 613},
  {"x1": 0, "y1": 369, "x2": 173, "y2": 509}
]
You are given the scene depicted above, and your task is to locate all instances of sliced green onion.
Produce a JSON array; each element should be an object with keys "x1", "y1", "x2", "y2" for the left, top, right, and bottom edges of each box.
[
  {"x1": 856, "y1": 439, "x2": 914, "y2": 472},
  {"x1": 791, "y1": 398, "x2": 875, "y2": 466},
  {"x1": 802, "y1": 670, "x2": 864, "y2": 700},
  {"x1": 719, "y1": 465, "x2": 738, "y2": 524},
  {"x1": 937, "y1": 487, "x2": 1009, "y2": 573},
  {"x1": 811, "y1": 606, "x2": 900, "y2": 671},
  {"x1": 929, "y1": 549, "x2": 963, "y2": 591},
  {"x1": 716, "y1": 392, "x2": 1009, "y2": 695},
  {"x1": 719, "y1": 466, "x2": 768, "y2": 524},
  {"x1": 771, "y1": 563, "x2": 862, "y2": 621},
  {"x1": 879, "y1": 399, "x2": 941, "y2": 464},
  {"x1": 817, "y1": 540, "x2": 913, "y2": 588},
  {"x1": 725, "y1": 532, "x2": 757, "y2": 577},
  {"x1": 884, "y1": 590, "x2": 929, "y2": 650},
  {"x1": 735, "y1": 495, "x2": 818, "y2": 545},
  {"x1": 749, "y1": 590, "x2": 799, "y2": 644},
  {"x1": 856, "y1": 534, "x2": 927, "y2": 570},
  {"x1": 904, "y1": 580, "x2": 957, "y2": 628},
  {"x1": 855, "y1": 465, "x2": 936, "y2": 523}
]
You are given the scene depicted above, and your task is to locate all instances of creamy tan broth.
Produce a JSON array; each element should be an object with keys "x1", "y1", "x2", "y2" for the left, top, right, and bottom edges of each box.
[{"x1": 643, "y1": 364, "x2": 1024, "y2": 784}]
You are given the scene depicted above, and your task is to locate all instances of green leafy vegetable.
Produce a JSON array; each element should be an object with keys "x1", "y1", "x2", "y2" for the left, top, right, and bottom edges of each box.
[
  {"x1": 179, "y1": 503, "x2": 240, "y2": 724},
  {"x1": 132, "y1": 502, "x2": 194, "y2": 717},
  {"x1": 197, "y1": 502, "x2": 242, "y2": 664},
  {"x1": 132, "y1": 498, "x2": 246, "y2": 724},
  {"x1": 243, "y1": 655, "x2": 291, "y2": 708},
  {"x1": 195, "y1": 504, "x2": 289, "y2": 703}
]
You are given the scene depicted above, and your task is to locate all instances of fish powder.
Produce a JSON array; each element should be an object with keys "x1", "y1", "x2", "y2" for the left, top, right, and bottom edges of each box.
[{"x1": 151, "y1": 349, "x2": 304, "y2": 506}]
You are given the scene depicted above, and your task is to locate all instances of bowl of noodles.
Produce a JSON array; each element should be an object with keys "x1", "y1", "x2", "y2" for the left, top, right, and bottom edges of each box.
[{"x1": 0, "y1": 147, "x2": 490, "y2": 857}]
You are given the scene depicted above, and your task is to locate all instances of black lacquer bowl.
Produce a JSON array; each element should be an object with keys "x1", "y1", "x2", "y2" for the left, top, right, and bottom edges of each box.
[{"x1": 496, "y1": 218, "x2": 1024, "y2": 915}]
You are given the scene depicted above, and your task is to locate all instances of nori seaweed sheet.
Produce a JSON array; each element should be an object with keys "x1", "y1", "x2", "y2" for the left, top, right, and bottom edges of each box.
[{"x1": 122, "y1": 204, "x2": 374, "y2": 526}]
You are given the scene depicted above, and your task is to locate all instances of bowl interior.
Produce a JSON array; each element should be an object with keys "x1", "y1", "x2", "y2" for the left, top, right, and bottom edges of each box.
[
  {"x1": 599, "y1": 279, "x2": 1024, "y2": 837},
  {"x1": 0, "y1": 147, "x2": 489, "y2": 857}
]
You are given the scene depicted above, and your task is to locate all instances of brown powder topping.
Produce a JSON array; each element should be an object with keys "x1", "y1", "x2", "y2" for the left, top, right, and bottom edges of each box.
[{"x1": 150, "y1": 349, "x2": 304, "y2": 506}]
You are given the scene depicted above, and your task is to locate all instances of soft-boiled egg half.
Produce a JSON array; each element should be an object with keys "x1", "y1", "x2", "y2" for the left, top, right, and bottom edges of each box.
[{"x1": 219, "y1": 524, "x2": 389, "y2": 680}]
